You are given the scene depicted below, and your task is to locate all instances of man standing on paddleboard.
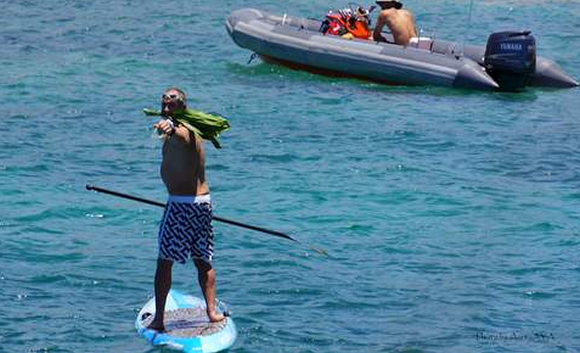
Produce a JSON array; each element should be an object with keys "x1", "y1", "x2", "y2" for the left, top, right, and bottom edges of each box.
[{"x1": 147, "y1": 87, "x2": 225, "y2": 332}]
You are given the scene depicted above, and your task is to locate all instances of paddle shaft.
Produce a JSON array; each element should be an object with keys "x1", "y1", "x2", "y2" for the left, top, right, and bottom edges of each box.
[{"x1": 85, "y1": 184, "x2": 297, "y2": 242}]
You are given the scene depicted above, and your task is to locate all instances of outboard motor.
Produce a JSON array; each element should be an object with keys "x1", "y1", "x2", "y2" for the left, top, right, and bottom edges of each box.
[{"x1": 484, "y1": 31, "x2": 536, "y2": 91}]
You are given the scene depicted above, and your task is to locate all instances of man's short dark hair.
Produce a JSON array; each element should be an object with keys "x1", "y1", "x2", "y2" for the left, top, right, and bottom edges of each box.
[{"x1": 376, "y1": 0, "x2": 403, "y2": 10}]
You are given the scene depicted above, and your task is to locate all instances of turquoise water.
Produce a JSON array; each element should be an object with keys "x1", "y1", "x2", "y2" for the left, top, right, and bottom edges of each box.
[{"x1": 1, "y1": 0, "x2": 579, "y2": 352}]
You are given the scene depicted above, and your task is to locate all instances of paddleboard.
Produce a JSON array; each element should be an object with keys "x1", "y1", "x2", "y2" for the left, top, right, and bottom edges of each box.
[{"x1": 135, "y1": 289, "x2": 237, "y2": 353}]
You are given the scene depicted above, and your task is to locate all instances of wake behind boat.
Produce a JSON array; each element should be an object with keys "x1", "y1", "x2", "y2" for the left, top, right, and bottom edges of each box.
[{"x1": 226, "y1": 8, "x2": 578, "y2": 91}]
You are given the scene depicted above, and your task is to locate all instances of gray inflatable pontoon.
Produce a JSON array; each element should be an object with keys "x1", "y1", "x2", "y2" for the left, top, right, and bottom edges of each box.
[{"x1": 226, "y1": 8, "x2": 578, "y2": 91}]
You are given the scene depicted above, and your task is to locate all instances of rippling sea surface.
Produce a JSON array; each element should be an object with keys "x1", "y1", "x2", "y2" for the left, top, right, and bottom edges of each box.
[{"x1": 1, "y1": 0, "x2": 579, "y2": 352}]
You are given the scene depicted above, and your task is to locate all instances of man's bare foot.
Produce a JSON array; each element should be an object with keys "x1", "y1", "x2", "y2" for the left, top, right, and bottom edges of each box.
[
  {"x1": 207, "y1": 310, "x2": 225, "y2": 323},
  {"x1": 147, "y1": 320, "x2": 166, "y2": 332}
]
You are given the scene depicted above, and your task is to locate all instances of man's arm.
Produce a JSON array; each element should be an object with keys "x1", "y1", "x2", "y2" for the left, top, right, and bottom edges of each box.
[
  {"x1": 154, "y1": 119, "x2": 193, "y2": 144},
  {"x1": 373, "y1": 9, "x2": 392, "y2": 42},
  {"x1": 173, "y1": 125, "x2": 193, "y2": 143}
]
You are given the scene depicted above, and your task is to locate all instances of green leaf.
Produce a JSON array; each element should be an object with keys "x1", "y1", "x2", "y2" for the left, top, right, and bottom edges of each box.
[
  {"x1": 143, "y1": 108, "x2": 162, "y2": 116},
  {"x1": 143, "y1": 107, "x2": 230, "y2": 149}
]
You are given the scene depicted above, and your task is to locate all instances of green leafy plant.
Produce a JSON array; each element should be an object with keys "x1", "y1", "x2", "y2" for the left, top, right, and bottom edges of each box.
[{"x1": 144, "y1": 108, "x2": 230, "y2": 149}]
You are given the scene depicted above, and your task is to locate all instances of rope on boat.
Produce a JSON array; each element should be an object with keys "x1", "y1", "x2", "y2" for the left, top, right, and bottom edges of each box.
[{"x1": 461, "y1": 0, "x2": 476, "y2": 57}]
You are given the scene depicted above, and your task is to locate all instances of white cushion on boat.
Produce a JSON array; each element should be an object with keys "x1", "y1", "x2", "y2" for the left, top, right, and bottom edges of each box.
[{"x1": 408, "y1": 37, "x2": 433, "y2": 50}]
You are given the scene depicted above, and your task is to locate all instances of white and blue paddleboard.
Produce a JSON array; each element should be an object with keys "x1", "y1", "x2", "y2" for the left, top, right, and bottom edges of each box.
[{"x1": 135, "y1": 289, "x2": 237, "y2": 353}]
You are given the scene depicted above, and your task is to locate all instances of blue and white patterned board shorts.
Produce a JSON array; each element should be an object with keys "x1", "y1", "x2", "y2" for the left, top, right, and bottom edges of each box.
[{"x1": 158, "y1": 194, "x2": 214, "y2": 264}]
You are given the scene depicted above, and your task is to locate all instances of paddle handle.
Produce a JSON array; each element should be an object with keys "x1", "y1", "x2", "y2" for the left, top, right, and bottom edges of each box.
[
  {"x1": 85, "y1": 184, "x2": 328, "y2": 256},
  {"x1": 86, "y1": 184, "x2": 296, "y2": 242}
]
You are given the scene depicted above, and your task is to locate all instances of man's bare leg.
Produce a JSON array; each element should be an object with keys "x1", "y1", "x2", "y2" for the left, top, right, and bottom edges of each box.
[
  {"x1": 147, "y1": 259, "x2": 173, "y2": 332},
  {"x1": 194, "y1": 259, "x2": 225, "y2": 322}
]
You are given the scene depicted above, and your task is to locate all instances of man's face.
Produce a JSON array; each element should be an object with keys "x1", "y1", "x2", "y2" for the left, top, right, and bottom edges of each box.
[{"x1": 161, "y1": 90, "x2": 185, "y2": 116}]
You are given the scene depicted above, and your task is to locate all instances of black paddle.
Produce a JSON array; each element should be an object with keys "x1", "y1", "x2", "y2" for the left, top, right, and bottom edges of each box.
[{"x1": 86, "y1": 184, "x2": 328, "y2": 256}]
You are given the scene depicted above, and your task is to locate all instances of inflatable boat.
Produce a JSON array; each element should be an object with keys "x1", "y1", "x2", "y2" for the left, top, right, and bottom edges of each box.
[{"x1": 226, "y1": 8, "x2": 578, "y2": 91}]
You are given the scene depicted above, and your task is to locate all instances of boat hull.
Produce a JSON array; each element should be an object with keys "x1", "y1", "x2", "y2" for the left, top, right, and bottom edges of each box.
[{"x1": 226, "y1": 8, "x2": 578, "y2": 91}]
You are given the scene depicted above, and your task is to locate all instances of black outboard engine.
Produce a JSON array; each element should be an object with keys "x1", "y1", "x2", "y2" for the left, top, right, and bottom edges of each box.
[{"x1": 484, "y1": 31, "x2": 536, "y2": 91}]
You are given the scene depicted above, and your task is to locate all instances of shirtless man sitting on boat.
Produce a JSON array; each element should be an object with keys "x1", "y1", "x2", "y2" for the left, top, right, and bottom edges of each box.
[{"x1": 373, "y1": 0, "x2": 418, "y2": 46}]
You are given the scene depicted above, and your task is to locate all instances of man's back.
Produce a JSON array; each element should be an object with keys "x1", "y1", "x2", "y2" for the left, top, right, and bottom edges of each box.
[{"x1": 373, "y1": 7, "x2": 417, "y2": 45}]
